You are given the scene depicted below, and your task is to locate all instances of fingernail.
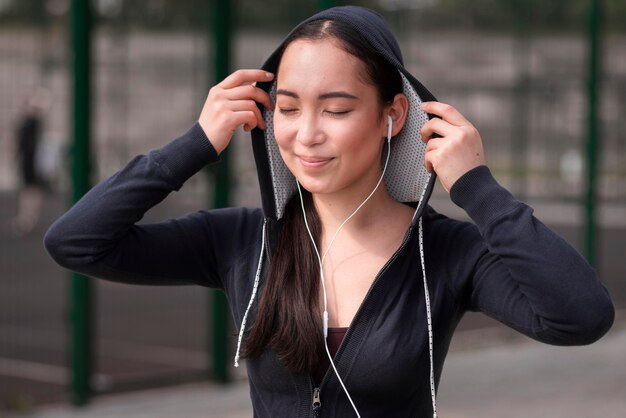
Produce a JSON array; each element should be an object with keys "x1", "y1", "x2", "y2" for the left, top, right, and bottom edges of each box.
[{"x1": 265, "y1": 72, "x2": 274, "y2": 79}]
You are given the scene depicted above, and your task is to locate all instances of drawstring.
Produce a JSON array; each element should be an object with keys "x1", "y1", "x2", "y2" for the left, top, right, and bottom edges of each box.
[
  {"x1": 418, "y1": 216, "x2": 437, "y2": 418},
  {"x1": 234, "y1": 218, "x2": 267, "y2": 367},
  {"x1": 233, "y1": 214, "x2": 437, "y2": 416},
  {"x1": 233, "y1": 209, "x2": 436, "y2": 417},
  {"x1": 411, "y1": 171, "x2": 437, "y2": 417}
]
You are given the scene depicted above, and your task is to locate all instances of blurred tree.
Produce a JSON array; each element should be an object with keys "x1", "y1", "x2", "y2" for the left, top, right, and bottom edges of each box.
[
  {"x1": 433, "y1": 0, "x2": 622, "y2": 33},
  {"x1": 1, "y1": 0, "x2": 624, "y2": 33},
  {"x1": 236, "y1": 0, "x2": 318, "y2": 29},
  {"x1": 606, "y1": 0, "x2": 626, "y2": 32}
]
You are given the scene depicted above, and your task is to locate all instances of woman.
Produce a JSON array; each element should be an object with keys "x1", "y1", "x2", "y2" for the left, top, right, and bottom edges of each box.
[{"x1": 45, "y1": 6, "x2": 614, "y2": 417}]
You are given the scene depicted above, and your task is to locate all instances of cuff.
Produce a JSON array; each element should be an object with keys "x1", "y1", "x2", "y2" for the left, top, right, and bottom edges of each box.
[
  {"x1": 151, "y1": 122, "x2": 219, "y2": 189},
  {"x1": 449, "y1": 165, "x2": 523, "y2": 229}
]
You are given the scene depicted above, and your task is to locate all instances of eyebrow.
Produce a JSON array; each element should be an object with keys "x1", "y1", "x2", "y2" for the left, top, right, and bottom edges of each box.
[{"x1": 275, "y1": 89, "x2": 358, "y2": 100}]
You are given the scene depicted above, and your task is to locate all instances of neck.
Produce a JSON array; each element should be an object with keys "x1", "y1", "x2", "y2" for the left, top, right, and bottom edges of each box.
[{"x1": 311, "y1": 181, "x2": 397, "y2": 234}]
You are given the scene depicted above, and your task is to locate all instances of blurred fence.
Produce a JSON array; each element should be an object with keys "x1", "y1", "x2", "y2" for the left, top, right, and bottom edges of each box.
[
  {"x1": 1, "y1": 0, "x2": 624, "y2": 412},
  {"x1": 400, "y1": 32, "x2": 626, "y2": 205}
]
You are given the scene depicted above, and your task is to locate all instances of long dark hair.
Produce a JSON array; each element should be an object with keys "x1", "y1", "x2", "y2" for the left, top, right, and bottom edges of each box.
[{"x1": 243, "y1": 18, "x2": 403, "y2": 375}]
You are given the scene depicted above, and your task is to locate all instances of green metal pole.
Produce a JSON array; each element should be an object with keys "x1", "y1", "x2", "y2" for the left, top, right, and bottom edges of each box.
[
  {"x1": 210, "y1": 0, "x2": 232, "y2": 384},
  {"x1": 69, "y1": 0, "x2": 93, "y2": 406},
  {"x1": 584, "y1": 0, "x2": 602, "y2": 266}
]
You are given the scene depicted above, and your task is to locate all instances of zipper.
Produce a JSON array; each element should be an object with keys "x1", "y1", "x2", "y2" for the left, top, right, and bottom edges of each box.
[
  {"x1": 341, "y1": 223, "x2": 416, "y2": 332},
  {"x1": 308, "y1": 223, "x2": 418, "y2": 416},
  {"x1": 337, "y1": 223, "x2": 416, "y2": 358},
  {"x1": 312, "y1": 386, "x2": 321, "y2": 417}
]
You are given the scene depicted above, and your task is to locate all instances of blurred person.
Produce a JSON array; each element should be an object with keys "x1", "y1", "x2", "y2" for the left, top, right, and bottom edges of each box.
[
  {"x1": 44, "y1": 6, "x2": 614, "y2": 417},
  {"x1": 13, "y1": 87, "x2": 51, "y2": 235}
]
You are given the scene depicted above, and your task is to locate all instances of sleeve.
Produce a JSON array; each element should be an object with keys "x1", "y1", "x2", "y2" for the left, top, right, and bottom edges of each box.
[
  {"x1": 447, "y1": 165, "x2": 614, "y2": 345},
  {"x1": 43, "y1": 123, "x2": 260, "y2": 289}
]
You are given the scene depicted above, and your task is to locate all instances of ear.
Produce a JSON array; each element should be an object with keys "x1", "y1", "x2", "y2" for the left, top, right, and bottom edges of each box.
[{"x1": 384, "y1": 93, "x2": 409, "y2": 138}]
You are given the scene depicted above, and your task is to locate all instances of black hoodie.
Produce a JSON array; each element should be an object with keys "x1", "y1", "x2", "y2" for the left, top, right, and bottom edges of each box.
[{"x1": 45, "y1": 6, "x2": 614, "y2": 418}]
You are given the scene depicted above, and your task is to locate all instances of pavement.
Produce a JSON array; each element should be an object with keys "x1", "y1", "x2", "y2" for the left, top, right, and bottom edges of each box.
[{"x1": 4, "y1": 314, "x2": 623, "y2": 418}]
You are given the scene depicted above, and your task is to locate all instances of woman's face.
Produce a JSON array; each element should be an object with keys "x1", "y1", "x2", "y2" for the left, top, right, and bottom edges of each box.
[{"x1": 273, "y1": 39, "x2": 388, "y2": 198}]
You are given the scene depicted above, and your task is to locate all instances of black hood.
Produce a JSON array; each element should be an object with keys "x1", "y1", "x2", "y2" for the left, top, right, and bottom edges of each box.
[{"x1": 251, "y1": 5, "x2": 437, "y2": 222}]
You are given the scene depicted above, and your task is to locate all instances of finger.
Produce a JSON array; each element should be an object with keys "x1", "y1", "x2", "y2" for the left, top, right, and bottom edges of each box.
[
  {"x1": 423, "y1": 148, "x2": 435, "y2": 173},
  {"x1": 223, "y1": 84, "x2": 273, "y2": 111},
  {"x1": 420, "y1": 101, "x2": 471, "y2": 127},
  {"x1": 231, "y1": 110, "x2": 260, "y2": 133},
  {"x1": 250, "y1": 82, "x2": 274, "y2": 110},
  {"x1": 226, "y1": 99, "x2": 267, "y2": 130},
  {"x1": 420, "y1": 118, "x2": 456, "y2": 143},
  {"x1": 220, "y1": 69, "x2": 274, "y2": 90}
]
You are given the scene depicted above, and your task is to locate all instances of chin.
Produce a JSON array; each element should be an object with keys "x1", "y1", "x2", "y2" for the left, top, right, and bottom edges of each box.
[{"x1": 293, "y1": 176, "x2": 334, "y2": 195}]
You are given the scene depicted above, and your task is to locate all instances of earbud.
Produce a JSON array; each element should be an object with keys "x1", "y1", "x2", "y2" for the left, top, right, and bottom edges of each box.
[{"x1": 387, "y1": 115, "x2": 393, "y2": 141}]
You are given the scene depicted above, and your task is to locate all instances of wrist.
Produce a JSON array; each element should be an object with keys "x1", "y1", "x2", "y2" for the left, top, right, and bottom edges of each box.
[{"x1": 198, "y1": 119, "x2": 227, "y2": 155}]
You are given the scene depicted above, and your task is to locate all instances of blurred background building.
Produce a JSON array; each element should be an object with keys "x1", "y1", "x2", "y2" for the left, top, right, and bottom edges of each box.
[{"x1": 0, "y1": 0, "x2": 624, "y2": 414}]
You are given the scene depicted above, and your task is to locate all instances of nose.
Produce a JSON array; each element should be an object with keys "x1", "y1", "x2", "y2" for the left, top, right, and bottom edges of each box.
[{"x1": 295, "y1": 113, "x2": 324, "y2": 147}]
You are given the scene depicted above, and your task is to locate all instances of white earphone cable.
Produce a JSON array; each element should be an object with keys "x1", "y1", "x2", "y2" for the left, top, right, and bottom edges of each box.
[{"x1": 296, "y1": 116, "x2": 394, "y2": 417}]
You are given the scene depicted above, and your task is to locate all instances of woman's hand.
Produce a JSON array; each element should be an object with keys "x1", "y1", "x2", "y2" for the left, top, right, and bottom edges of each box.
[
  {"x1": 198, "y1": 69, "x2": 274, "y2": 154},
  {"x1": 420, "y1": 101, "x2": 486, "y2": 192}
]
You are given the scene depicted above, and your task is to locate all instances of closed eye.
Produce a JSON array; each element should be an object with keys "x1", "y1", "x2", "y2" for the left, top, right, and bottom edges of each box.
[{"x1": 325, "y1": 110, "x2": 351, "y2": 117}]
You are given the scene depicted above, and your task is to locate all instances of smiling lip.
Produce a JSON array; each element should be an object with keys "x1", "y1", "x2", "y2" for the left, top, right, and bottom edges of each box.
[{"x1": 297, "y1": 155, "x2": 333, "y2": 168}]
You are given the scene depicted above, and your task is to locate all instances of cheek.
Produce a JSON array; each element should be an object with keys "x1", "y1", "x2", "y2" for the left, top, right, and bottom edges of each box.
[
  {"x1": 272, "y1": 115, "x2": 289, "y2": 148},
  {"x1": 336, "y1": 123, "x2": 377, "y2": 151}
]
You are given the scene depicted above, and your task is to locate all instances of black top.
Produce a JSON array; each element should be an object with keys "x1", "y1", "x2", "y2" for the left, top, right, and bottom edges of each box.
[{"x1": 44, "y1": 123, "x2": 614, "y2": 417}]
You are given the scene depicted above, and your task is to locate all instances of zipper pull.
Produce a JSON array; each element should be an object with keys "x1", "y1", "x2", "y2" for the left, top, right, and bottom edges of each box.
[{"x1": 312, "y1": 387, "x2": 321, "y2": 416}]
